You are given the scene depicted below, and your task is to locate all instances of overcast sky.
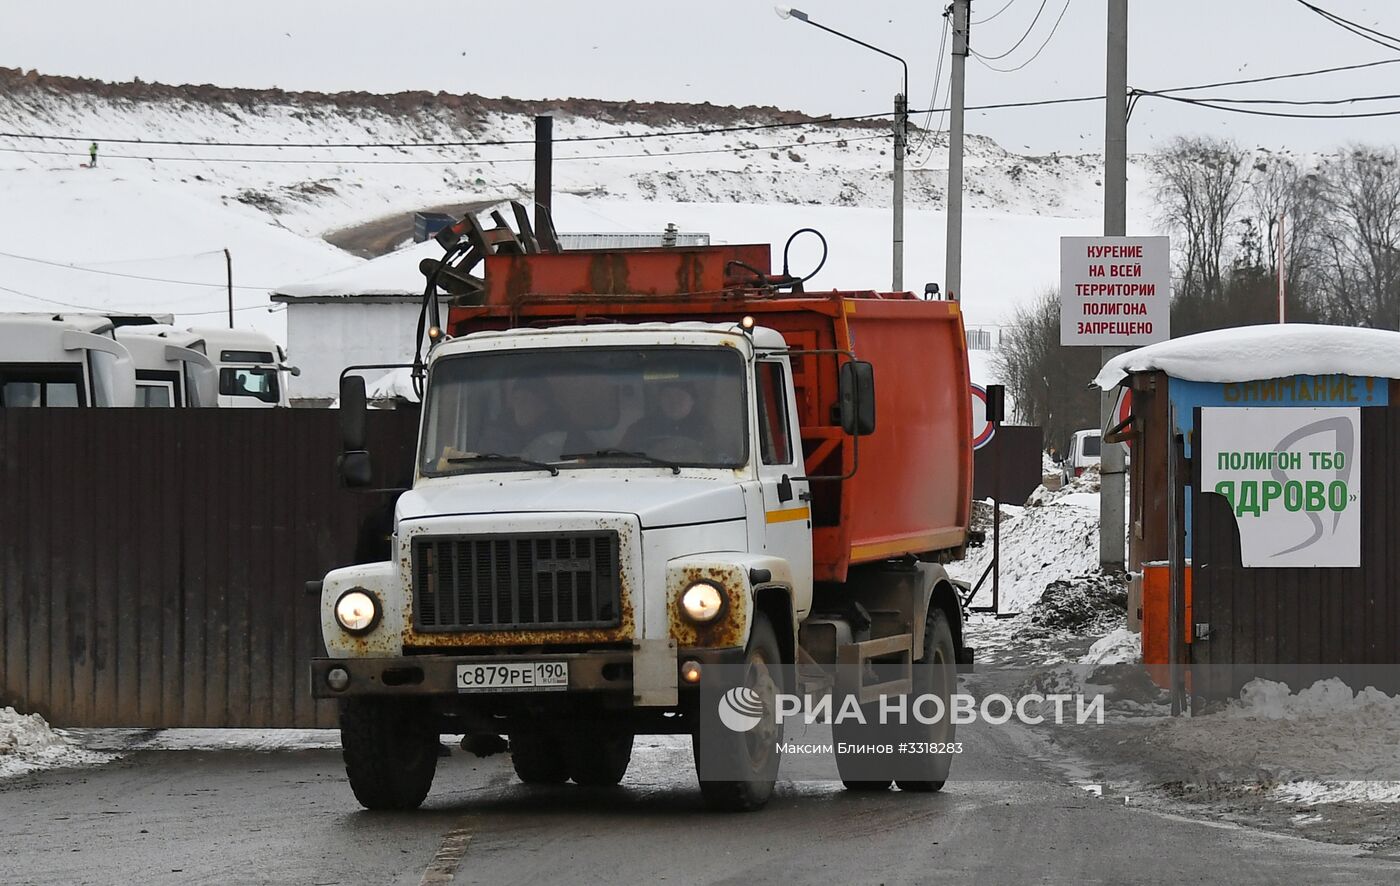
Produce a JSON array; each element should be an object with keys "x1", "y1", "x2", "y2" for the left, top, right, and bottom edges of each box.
[{"x1": 3, "y1": 0, "x2": 1399, "y2": 154}]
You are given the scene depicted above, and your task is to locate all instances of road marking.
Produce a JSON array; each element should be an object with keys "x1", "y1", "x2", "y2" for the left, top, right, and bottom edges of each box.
[{"x1": 419, "y1": 818, "x2": 476, "y2": 886}]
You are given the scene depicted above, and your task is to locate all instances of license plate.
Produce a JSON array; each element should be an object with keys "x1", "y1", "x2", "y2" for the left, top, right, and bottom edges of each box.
[{"x1": 456, "y1": 661, "x2": 569, "y2": 693}]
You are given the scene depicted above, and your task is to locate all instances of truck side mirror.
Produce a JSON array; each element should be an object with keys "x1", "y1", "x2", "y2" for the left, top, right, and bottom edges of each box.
[
  {"x1": 985, "y1": 384, "x2": 1005, "y2": 424},
  {"x1": 339, "y1": 374, "x2": 373, "y2": 488},
  {"x1": 338, "y1": 450, "x2": 373, "y2": 489},
  {"x1": 341, "y1": 375, "x2": 368, "y2": 451},
  {"x1": 838, "y1": 361, "x2": 876, "y2": 436}
]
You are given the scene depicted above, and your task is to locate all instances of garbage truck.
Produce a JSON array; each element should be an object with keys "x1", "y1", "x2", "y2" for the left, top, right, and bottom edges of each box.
[{"x1": 311, "y1": 236, "x2": 974, "y2": 811}]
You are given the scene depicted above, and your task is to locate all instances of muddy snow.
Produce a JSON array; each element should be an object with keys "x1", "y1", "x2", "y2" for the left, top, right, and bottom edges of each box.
[{"x1": 0, "y1": 707, "x2": 112, "y2": 778}]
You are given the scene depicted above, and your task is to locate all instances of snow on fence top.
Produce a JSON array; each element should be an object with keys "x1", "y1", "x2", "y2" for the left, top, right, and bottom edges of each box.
[{"x1": 1094, "y1": 324, "x2": 1400, "y2": 390}]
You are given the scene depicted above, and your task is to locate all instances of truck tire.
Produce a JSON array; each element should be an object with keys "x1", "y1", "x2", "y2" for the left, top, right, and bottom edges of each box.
[
  {"x1": 833, "y1": 703, "x2": 892, "y2": 792},
  {"x1": 692, "y1": 612, "x2": 784, "y2": 812},
  {"x1": 565, "y1": 733, "x2": 634, "y2": 786},
  {"x1": 895, "y1": 606, "x2": 957, "y2": 793},
  {"x1": 339, "y1": 698, "x2": 439, "y2": 810},
  {"x1": 510, "y1": 732, "x2": 570, "y2": 784}
]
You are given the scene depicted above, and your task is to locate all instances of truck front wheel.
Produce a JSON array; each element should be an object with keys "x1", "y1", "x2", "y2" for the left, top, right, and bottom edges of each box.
[
  {"x1": 339, "y1": 698, "x2": 439, "y2": 810},
  {"x1": 692, "y1": 612, "x2": 784, "y2": 812}
]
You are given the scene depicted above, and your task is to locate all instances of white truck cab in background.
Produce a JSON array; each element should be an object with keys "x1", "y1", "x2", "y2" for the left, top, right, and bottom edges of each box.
[
  {"x1": 114, "y1": 326, "x2": 219, "y2": 407},
  {"x1": 0, "y1": 313, "x2": 137, "y2": 408},
  {"x1": 190, "y1": 327, "x2": 299, "y2": 407}
]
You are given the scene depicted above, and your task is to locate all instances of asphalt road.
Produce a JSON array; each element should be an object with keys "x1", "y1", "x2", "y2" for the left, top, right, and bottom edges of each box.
[{"x1": 2, "y1": 718, "x2": 1394, "y2": 885}]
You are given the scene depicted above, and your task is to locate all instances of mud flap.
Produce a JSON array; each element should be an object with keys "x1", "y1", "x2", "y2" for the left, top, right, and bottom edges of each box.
[{"x1": 633, "y1": 638, "x2": 678, "y2": 707}]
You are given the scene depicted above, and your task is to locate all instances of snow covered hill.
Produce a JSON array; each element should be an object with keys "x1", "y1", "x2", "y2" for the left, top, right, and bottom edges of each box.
[{"x1": 0, "y1": 68, "x2": 1160, "y2": 344}]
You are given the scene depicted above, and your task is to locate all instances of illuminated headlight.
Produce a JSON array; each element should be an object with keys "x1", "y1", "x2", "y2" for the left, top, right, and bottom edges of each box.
[
  {"x1": 335, "y1": 589, "x2": 380, "y2": 634},
  {"x1": 680, "y1": 581, "x2": 725, "y2": 624}
]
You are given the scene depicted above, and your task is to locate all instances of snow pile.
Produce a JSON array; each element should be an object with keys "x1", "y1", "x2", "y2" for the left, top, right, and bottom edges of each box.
[
  {"x1": 1081, "y1": 628, "x2": 1141, "y2": 666},
  {"x1": 0, "y1": 706, "x2": 112, "y2": 778},
  {"x1": 1269, "y1": 780, "x2": 1400, "y2": 805},
  {"x1": 1228, "y1": 678, "x2": 1400, "y2": 722},
  {"x1": 1094, "y1": 324, "x2": 1400, "y2": 389},
  {"x1": 952, "y1": 469, "x2": 1104, "y2": 614}
]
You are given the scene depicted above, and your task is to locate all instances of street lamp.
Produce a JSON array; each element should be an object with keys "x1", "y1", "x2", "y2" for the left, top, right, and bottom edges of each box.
[{"x1": 776, "y1": 6, "x2": 909, "y2": 291}]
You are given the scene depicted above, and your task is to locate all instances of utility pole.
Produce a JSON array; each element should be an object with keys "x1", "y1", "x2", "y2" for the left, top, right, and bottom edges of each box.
[
  {"x1": 893, "y1": 91, "x2": 906, "y2": 291},
  {"x1": 534, "y1": 114, "x2": 558, "y2": 252},
  {"x1": 224, "y1": 247, "x2": 233, "y2": 329},
  {"x1": 1100, "y1": 0, "x2": 1128, "y2": 569},
  {"x1": 945, "y1": 0, "x2": 969, "y2": 302},
  {"x1": 1277, "y1": 212, "x2": 1287, "y2": 323}
]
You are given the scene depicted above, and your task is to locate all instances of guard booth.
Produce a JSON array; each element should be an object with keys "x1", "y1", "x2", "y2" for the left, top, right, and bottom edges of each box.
[{"x1": 1097, "y1": 324, "x2": 1400, "y2": 700}]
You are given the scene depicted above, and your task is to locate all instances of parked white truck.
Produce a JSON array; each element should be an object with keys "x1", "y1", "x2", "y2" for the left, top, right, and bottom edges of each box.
[
  {"x1": 0, "y1": 313, "x2": 137, "y2": 408},
  {"x1": 114, "y1": 326, "x2": 219, "y2": 407},
  {"x1": 311, "y1": 245, "x2": 977, "y2": 811},
  {"x1": 190, "y1": 327, "x2": 298, "y2": 407}
]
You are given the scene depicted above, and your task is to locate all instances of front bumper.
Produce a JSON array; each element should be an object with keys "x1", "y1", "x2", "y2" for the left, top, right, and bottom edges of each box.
[{"x1": 310, "y1": 645, "x2": 744, "y2": 701}]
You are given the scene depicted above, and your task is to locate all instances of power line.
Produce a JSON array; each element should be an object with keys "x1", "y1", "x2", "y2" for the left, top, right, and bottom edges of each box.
[
  {"x1": 1294, "y1": 0, "x2": 1400, "y2": 53},
  {"x1": 1150, "y1": 90, "x2": 1400, "y2": 107},
  {"x1": 0, "y1": 133, "x2": 890, "y2": 168},
  {"x1": 0, "y1": 282, "x2": 271, "y2": 315},
  {"x1": 908, "y1": 8, "x2": 952, "y2": 157},
  {"x1": 0, "y1": 249, "x2": 277, "y2": 290},
  {"x1": 1135, "y1": 89, "x2": 1400, "y2": 119},
  {"x1": 1146, "y1": 57, "x2": 1400, "y2": 94},
  {"x1": 973, "y1": 0, "x2": 1071, "y2": 73},
  {"x1": 0, "y1": 111, "x2": 897, "y2": 151},
  {"x1": 972, "y1": 0, "x2": 1049, "y2": 61},
  {"x1": 972, "y1": 0, "x2": 1019, "y2": 26}
]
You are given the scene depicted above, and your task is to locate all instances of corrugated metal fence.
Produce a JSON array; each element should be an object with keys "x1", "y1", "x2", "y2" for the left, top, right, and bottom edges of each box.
[
  {"x1": 0, "y1": 409, "x2": 418, "y2": 728},
  {"x1": 1191, "y1": 382, "x2": 1400, "y2": 695}
]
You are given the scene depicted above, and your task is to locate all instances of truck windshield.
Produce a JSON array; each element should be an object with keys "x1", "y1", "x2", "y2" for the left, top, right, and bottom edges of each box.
[{"x1": 421, "y1": 346, "x2": 748, "y2": 476}]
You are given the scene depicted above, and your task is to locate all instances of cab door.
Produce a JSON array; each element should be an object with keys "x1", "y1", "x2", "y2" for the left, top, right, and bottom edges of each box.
[{"x1": 754, "y1": 357, "x2": 813, "y2": 609}]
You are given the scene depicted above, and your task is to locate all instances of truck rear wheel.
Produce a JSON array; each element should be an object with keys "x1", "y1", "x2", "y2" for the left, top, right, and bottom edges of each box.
[
  {"x1": 692, "y1": 612, "x2": 784, "y2": 812},
  {"x1": 895, "y1": 606, "x2": 957, "y2": 793},
  {"x1": 510, "y1": 732, "x2": 570, "y2": 784},
  {"x1": 566, "y1": 733, "x2": 634, "y2": 786},
  {"x1": 833, "y1": 703, "x2": 892, "y2": 792},
  {"x1": 339, "y1": 698, "x2": 439, "y2": 810}
]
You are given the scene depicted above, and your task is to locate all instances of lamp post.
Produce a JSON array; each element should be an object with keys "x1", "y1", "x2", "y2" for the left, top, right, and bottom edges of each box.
[{"x1": 776, "y1": 6, "x2": 908, "y2": 291}]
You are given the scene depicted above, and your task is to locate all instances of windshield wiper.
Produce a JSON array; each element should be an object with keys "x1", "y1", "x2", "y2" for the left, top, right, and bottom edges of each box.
[
  {"x1": 561, "y1": 448, "x2": 682, "y2": 475},
  {"x1": 444, "y1": 452, "x2": 559, "y2": 476}
]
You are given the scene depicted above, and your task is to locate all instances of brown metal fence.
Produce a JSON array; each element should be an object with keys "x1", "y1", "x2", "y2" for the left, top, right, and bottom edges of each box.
[{"x1": 0, "y1": 408, "x2": 418, "y2": 728}]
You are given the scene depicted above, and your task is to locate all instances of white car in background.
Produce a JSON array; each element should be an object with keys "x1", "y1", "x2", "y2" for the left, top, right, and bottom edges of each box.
[{"x1": 1062, "y1": 428, "x2": 1102, "y2": 483}]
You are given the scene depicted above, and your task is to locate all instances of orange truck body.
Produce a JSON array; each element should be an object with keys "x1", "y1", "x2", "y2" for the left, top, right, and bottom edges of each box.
[{"x1": 445, "y1": 244, "x2": 974, "y2": 583}]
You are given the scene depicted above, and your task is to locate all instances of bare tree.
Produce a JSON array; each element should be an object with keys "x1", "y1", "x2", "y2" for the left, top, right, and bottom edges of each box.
[
  {"x1": 994, "y1": 289, "x2": 1102, "y2": 453},
  {"x1": 1152, "y1": 137, "x2": 1249, "y2": 332},
  {"x1": 1313, "y1": 146, "x2": 1400, "y2": 329}
]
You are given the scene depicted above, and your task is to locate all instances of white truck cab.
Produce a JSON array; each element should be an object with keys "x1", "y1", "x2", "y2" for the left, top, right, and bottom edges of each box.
[
  {"x1": 190, "y1": 327, "x2": 298, "y2": 407},
  {"x1": 115, "y1": 326, "x2": 219, "y2": 407},
  {"x1": 0, "y1": 313, "x2": 137, "y2": 408}
]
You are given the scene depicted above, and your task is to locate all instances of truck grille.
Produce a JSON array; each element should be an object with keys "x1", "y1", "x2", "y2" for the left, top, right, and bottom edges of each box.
[{"x1": 411, "y1": 532, "x2": 622, "y2": 632}]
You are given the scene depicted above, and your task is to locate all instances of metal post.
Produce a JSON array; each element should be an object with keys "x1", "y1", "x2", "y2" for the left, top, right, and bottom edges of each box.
[
  {"x1": 1099, "y1": 0, "x2": 1128, "y2": 570},
  {"x1": 893, "y1": 91, "x2": 906, "y2": 291},
  {"x1": 1166, "y1": 411, "x2": 1185, "y2": 717},
  {"x1": 534, "y1": 115, "x2": 558, "y2": 252},
  {"x1": 224, "y1": 248, "x2": 233, "y2": 329},
  {"x1": 1277, "y1": 212, "x2": 1287, "y2": 323},
  {"x1": 946, "y1": 0, "x2": 969, "y2": 301}
]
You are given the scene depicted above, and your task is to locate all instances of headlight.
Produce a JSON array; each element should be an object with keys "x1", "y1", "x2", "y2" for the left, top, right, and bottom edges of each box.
[
  {"x1": 680, "y1": 581, "x2": 725, "y2": 624},
  {"x1": 335, "y1": 589, "x2": 380, "y2": 634}
]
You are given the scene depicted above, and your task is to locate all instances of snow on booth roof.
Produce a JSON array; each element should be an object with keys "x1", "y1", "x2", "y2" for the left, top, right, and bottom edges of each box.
[{"x1": 1094, "y1": 324, "x2": 1400, "y2": 390}]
